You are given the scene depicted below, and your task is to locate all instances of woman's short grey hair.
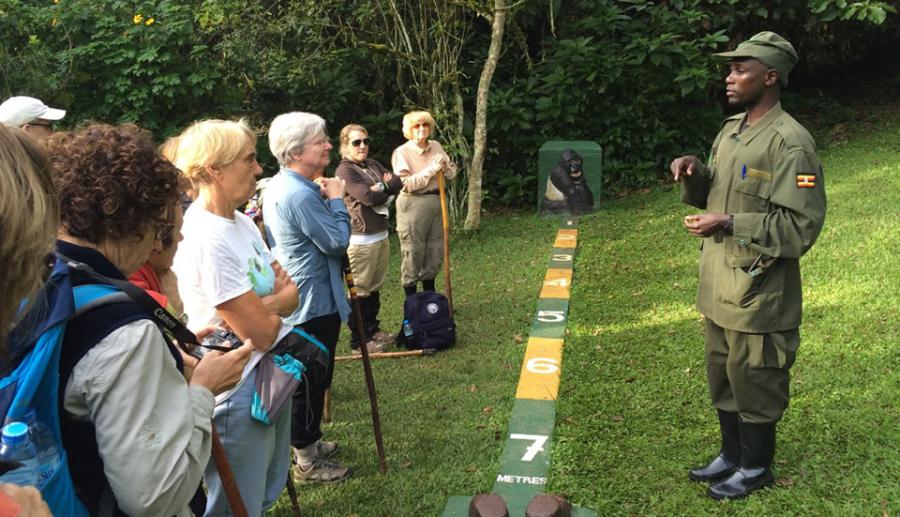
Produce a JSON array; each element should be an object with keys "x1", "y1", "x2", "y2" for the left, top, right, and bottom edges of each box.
[{"x1": 268, "y1": 112, "x2": 327, "y2": 166}]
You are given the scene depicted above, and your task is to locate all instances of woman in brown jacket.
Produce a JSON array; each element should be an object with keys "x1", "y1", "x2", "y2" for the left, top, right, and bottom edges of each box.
[{"x1": 334, "y1": 124, "x2": 403, "y2": 353}]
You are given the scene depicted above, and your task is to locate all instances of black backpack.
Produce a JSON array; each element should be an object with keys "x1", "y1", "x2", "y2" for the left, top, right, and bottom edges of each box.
[{"x1": 396, "y1": 291, "x2": 456, "y2": 350}]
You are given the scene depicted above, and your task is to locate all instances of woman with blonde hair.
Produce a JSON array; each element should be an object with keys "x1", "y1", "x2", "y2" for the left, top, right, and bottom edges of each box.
[
  {"x1": 391, "y1": 110, "x2": 456, "y2": 297},
  {"x1": 0, "y1": 125, "x2": 55, "y2": 517},
  {"x1": 335, "y1": 123, "x2": 403, "y2": 353},
  {"x1": 171, "y1": 119, "x2": 299, "y2": 515},
  {"x1": 0, "y1": 126, "x2": 58, "y2": 352}
]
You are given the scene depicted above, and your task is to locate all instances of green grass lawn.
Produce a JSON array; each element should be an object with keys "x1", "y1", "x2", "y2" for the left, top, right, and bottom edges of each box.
[{"x1": 274, "y1": 110, "x2": 899, "y2": 516}]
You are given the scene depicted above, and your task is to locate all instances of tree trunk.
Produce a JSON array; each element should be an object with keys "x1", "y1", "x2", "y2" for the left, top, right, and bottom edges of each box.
[{"x1": 464, "y1": 0, "x2": 508, "y2": 230}]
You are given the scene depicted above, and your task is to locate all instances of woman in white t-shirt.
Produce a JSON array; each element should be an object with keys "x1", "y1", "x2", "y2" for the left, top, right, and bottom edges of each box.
[{"x1": 171, "y1": 119, "x2": 299, "y2": 516}]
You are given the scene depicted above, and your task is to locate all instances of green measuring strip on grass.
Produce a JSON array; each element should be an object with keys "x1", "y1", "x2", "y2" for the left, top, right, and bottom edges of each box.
[{"x1": 442, "y1": 218, "x2": 595, "y2": 516}]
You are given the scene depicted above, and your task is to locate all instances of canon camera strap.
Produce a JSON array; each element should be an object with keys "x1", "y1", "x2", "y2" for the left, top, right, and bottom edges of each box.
[{"x1": 55, "y1": 253, "x2": 232, "y2": 353}]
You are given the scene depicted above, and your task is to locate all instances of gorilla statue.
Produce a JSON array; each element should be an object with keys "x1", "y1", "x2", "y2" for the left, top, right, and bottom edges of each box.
[{"x1": 542, "y1": 149, "x2": 594, "y2": 215}]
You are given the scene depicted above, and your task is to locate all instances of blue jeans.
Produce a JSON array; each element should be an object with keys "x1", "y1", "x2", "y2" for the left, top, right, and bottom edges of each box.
[{"x1": 204, "y1": 367, "x2": 292, "y2": 516}]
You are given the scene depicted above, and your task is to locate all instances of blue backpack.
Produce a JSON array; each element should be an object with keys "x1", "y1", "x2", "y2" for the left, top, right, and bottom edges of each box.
[
  {"x1": 396, "y1": 291, "x2": 456, "y2": 351},
  {"x1": 0, "y1": 260, "x2": 126, "y2": 516}
]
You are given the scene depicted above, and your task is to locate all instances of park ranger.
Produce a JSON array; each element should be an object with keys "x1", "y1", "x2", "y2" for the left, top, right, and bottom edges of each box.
[{"x1": 670, "y1": 31, "x2": 827, "y2": 500}]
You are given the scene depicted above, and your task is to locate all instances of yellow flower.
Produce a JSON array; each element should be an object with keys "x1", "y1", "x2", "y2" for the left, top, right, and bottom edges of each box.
[
  {"x1": 133, "y1": 14, "x2": 143, "y2": 24},
  {"x1": 53, "y1": 0, "x2": 59, "y2": 4},
  {"x1": 50, "y1": 18, "x2": 57, "y2": 27},
  {"x1": 145, "y1": 17, "x2": 155, "y2": 26}
]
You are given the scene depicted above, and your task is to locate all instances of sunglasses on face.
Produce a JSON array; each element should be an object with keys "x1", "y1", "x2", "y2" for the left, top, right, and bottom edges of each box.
[
  {"x1": 412, "y1": 122, "x2": 430, "y2": 130},
  {"x1": 351, "y1": 138, "x2": 371, "y2": 147},
  {"x1": 154, "y1": 204, "x2": 176, "y2": 243}
]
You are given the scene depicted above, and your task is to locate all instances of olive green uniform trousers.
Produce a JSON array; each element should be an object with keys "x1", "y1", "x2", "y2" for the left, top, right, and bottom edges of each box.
[{"x1": 683, "y1": 103, "x2": 826, "y2": 424}]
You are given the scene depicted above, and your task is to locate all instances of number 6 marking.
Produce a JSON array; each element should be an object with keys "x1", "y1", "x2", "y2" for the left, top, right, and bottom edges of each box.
[
  {"x1": 526, "y1": 357, "x2": 560, "y2": 374},
  {"x1": 510, "y1": 434, "x2": 549, "y2": 462},
  {"x1": 552, "y1": 254, "x2": 573, "y2": 261}
]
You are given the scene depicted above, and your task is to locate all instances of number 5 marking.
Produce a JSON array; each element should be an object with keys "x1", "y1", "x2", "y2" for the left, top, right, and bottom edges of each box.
[{"x1": 537, "y1": 310, "x2": 564, "y2": 322}]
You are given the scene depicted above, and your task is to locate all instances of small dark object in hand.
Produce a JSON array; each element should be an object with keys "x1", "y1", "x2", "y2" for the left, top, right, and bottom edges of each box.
[{"x1": 200, "y1": 329, "x2": 243, "y2": 353}]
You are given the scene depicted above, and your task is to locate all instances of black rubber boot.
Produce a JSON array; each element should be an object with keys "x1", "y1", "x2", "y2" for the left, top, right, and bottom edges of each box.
[
  {"x1": 364, "y1": 291, "x2": 381, "y2": 338},
  {"x1": 422, "y1": 278, "x2": 435, "y2": 292},
  {"x1": 403, "y1": 284, "x2": 417, "y2": 297},
  {"x1": 708, "y1": 421, "x2": 776, "y2": 500},
  {"x1": 346, "y1": 296, "x2": 363, "y2": 349},
  {"x1": 689, "y1": 410, "x2": 740, "y2": 482}
]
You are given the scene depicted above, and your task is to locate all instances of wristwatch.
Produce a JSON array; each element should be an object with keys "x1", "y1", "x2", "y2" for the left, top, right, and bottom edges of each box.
[{"x1": 723, "y1": 214, "x2": 734, "y2": 235}]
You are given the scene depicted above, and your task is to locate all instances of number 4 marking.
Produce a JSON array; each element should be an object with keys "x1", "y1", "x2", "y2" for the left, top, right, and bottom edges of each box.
[{"x1": 510, "y1": 434, "x2": 549, "y2": 462}]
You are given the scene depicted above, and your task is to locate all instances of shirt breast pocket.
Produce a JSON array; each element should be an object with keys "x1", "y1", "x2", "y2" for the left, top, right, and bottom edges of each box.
[{"x1": 732, "y1": 172, "x2": 772, "y2": 212}]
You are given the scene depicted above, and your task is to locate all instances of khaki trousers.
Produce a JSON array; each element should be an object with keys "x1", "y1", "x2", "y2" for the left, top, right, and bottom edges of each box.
[
  {"x1": 395, "y1": 193, "x2": 443, "y2": 287},
  {"x1": 705, "y1": 318, "x2": 799, "y2": 424},
  {"x1": 347, "y1": 239, "x2": 390, "y2": 297}
]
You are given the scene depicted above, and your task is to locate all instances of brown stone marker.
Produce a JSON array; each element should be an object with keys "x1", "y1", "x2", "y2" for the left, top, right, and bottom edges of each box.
[
  {"x1": 468, "y1": 494, "x2": 509, "y2": 517},
  {"x1": 525, "y1": 493, "x2": 572, "y2": 517}
]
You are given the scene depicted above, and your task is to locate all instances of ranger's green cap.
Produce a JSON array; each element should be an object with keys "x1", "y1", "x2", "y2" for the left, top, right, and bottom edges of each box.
[{"x1": 714, "y1": 31, "x2": 798, "y2": 86}]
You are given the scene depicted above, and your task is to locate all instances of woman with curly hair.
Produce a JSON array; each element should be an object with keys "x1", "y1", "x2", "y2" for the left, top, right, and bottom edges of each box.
[
  {"x1": 48, "y1": 123, "x2": 251, "y2": 516},
  {"x1": 170, "y1": 119, "x2": 299, "y2": 515}
]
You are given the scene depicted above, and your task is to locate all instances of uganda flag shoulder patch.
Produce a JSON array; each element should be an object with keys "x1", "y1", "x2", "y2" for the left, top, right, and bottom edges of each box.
[{"x1": 796, "y1": 173, "x2": 816, "y2": 188}]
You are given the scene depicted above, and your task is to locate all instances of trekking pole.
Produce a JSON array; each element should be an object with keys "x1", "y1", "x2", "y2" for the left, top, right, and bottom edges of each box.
[
  {"x1": 211, "y1": 425, "x2": 249, "y2": 517},
  {"x1": 285, "y1": 470, "x2": 301, "y2": 514},
  {"x1": 341, "y1": 255, "x2": 388, "y2": 473},
  {"x1": 437, "y1": 169, "x2": 454, "y2": 317}
]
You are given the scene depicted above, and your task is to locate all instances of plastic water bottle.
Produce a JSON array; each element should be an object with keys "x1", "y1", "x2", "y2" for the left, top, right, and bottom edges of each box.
[
  {"x1": 402, "y1": 319, "x2": 414, "y2": 339},
  {"x1": 26, "y1": 411, "x2": 61, "y2": 488},
  {"x1": 0, "y1": 422, "x2": 39, "y2": 486}
]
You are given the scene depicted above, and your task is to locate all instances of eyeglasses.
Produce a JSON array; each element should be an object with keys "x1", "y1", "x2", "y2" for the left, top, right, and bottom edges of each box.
[
  {"x1": 154, "y1": 204, "x2": 176, "y2": 243},
  {"x1": 351, "y1": 138, "x2": 370, "y2": 147},
  {"x1": 26, "y1": 121, "x2": 53, "y2": 129},
  {"x1": 412, "y1": 122, "x2": 430, "y2": 129}
]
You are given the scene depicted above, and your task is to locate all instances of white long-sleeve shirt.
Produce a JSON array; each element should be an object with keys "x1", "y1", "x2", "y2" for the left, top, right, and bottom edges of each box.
[{"x1": 63, "y1": 319, "x2": 214, "y2": 516}]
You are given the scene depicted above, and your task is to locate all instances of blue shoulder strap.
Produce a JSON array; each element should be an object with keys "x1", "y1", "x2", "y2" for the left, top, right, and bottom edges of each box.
[{"x1": 0, "y1": 262, "x2": 109, "y2": 517}]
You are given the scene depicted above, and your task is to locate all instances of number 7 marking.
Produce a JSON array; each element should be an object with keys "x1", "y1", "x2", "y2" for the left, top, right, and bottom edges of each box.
[{"x1": 509, "y1": 433, "x2": 549, "y2": 462}]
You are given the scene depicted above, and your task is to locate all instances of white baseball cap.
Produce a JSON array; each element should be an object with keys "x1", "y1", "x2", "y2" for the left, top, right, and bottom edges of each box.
[{"x1": 0, "y1": 96, "x2": 66, "y2": 127}]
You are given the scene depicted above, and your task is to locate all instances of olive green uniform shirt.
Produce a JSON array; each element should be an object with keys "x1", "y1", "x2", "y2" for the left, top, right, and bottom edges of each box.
[{"x1": 682, "y1": 103, "x2": 827, "y2": 333}]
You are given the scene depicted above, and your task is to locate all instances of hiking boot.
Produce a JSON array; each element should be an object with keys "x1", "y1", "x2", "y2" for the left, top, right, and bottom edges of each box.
[
  {"x1": 293, "y1": 457, "x2": 352, "y2": 484},
  {"x1": 372, "y1": 330, "x2": 395, "y2": 346},
  {"x1": 316, "y1": 440, "x2": 338, "y2": 459},
  {"x1": 352, "y1": 340, "x2": 384, "y2": 355}
]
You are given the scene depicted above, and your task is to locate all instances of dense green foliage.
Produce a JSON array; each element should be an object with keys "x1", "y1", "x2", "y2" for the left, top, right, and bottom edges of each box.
[
  {"x1": 2, "y1": 0, "x2": 897, "y2": 205},
  {"x1": 263, "y1": 100, "x2": 899, "y2": 515}
]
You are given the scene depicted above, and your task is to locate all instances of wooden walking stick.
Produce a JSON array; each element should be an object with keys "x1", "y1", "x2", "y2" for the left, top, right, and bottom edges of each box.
[
  {"x1": 211, "y1": 425, "x2": 249, "y2": 517},
  {"x1": 341, "y1": 255, "x2": 388, "y2": 473},
  {"x1": 437, "y1": 169, "x2": 454, "y2": 316},
  {"x1": 335, "y1": 349, "x2": 437, "y2": 361}
]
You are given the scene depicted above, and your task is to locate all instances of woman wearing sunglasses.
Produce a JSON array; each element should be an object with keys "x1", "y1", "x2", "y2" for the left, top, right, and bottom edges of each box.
[
  {"x1": 46, "y1": 123, "x2": 252, "y2": 515},
  {"x1": 335, "y1": 124, "x2": 403, "y2": 354},
  {"x1": 391, "y1": 111, "x2": 457, "y2": 297}
]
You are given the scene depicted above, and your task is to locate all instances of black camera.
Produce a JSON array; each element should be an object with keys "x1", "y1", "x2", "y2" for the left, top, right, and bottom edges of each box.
[{"x1": 195, "y1": 329, "x2": 243, "y2": 357}]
